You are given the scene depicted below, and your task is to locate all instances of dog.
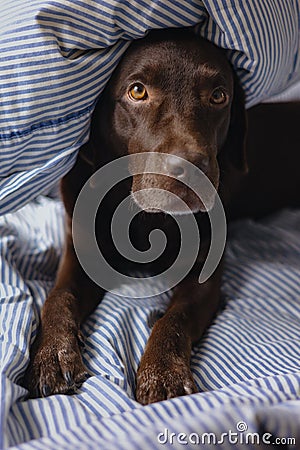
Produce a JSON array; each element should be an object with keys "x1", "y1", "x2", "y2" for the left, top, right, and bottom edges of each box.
[{"x1": 26, "y1": 28, "x2": 300, "y2": 404}]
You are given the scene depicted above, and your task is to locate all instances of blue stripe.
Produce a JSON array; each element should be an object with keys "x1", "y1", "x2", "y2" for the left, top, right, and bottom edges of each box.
[
  {"x1": 0, "y1": 106, "x2": 93, "y2": 140},
  {"x1": 0, "y1": 0, "x2": 299, "y2": 212},
  {"x1": 1, "y1": 2, "x2": 300, "y2": 449}
]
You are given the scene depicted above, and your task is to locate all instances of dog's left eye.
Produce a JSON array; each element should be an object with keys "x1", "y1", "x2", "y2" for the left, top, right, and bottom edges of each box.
[
  {"x1": 128, "y1": 83, "x2": 148, "y2": 101},
  {"x1": 210, "y1": 88, "x2": 228, "y2": 105}
]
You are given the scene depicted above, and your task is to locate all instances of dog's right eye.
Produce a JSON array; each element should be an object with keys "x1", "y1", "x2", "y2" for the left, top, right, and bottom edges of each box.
[
  {"x1": 210, "y1": 88, "x2": 228, "y2": 105},
  {"x1": 128, "y1": 83, "x2": 148, "y2": 101}
]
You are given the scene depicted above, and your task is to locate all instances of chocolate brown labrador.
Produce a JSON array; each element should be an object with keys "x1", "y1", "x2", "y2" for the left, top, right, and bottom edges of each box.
[{"x1": 26, "y1": 28, "x2": 300, "y2": 404}]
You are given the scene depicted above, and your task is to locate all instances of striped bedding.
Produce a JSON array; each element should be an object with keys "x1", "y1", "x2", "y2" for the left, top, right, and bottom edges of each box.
[
  {"x1": 0, "y1": 0, "x2": 299, "y2": 215},
  {"x1": 1, "y1": 1, "x2": 300, "y2": 449},
  {"x1": 1, "y1": 198, "x2": 300, "y2": 449}
]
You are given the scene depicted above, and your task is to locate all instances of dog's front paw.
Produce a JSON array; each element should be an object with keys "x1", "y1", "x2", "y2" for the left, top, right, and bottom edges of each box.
[
  {"x1": 26, "y1": 330, "x2": 89, "y2": 398},
  {"x1": 136, "y1": 356, "x2": 198, "y2": 405}
]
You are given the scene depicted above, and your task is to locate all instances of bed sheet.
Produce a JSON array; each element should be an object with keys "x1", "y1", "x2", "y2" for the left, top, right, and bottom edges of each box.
[
  {"x1": 1, "y1": 197, "x2": 300, "y2": 449},
  {"x1": 1, "y1": 0, "x2": 299, "y2": 216}
]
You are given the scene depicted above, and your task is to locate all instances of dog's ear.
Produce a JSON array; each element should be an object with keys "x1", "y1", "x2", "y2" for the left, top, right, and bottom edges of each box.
[
  {"x1": 78, "y1": 140, "x2": 96, "y2": 168},
  {"x1": 222, "y1": 72, "x2": 248, "y2": 172},
  {"x1": 78, "y1": 99, "x2": 106, "y2": 170}
]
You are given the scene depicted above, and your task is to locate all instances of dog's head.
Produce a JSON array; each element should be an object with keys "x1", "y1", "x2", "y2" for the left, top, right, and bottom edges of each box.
[{"x1": 89, "y1": 29, "x2": 247, "y2": 214}]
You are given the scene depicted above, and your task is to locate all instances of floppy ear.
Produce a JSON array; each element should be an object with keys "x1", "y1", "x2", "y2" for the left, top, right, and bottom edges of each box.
[
  {"x1": 78, "y1": 139, "x2": 97, "y2": 168},
  {"x1": 222, "y1": 72, "x2": 248, "y2": 172},
  {"x1": 78, "y1": 95, "x2": 108, "y2": 170}
]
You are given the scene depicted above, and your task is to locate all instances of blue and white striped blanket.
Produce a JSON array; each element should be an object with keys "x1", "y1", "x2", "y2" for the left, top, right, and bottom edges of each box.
[
  {"x1": 0, "y1": 0, "x2": 300, "y2": 215},
  {"x1": 1, "y1": 198, "x2": 300, "y2": 449},
  {"x1": 1, "y1": 2, "x2": 300, "y2": 449}
]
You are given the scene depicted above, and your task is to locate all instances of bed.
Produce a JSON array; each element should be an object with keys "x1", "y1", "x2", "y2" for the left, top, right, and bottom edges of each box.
[
  {"x1": 2, "y1": 198, "x2": 300, "y2": 449},
  {"x1": 1, "y1": 1, "x2": 300, "y2": 449}
]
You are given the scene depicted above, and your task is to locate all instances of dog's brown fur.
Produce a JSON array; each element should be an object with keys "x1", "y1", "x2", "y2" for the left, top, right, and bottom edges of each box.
[{"x1": 26, "y1": 29, "x2": 300, "y2": 404}]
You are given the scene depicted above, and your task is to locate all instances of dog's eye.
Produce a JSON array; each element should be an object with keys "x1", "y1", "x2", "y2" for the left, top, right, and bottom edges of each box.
[
  {"x1": 128, "y1": 83, "x2": 148, "y2": 101},
  {"x1": 210, "y1": 88, "x2": 228, "y2": 105}
]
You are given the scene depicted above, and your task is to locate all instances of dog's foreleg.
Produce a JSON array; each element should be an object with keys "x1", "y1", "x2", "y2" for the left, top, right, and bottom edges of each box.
[
  {"x1": 136, "y1": 265, "x2": 222, "y2": 404},
  {"x1": 26, "y1": 222, "x2": 103, "y2": 397}
]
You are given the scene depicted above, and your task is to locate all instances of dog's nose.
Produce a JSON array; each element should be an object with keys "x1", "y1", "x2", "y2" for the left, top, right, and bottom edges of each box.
[
  {"x1": 165, "y1": 155, "x2": 186, "y2": 178},
  {"x1": 164, "y1": 154, "x2": 210, "y2": 178},
  {"x1": 197, "y1": 155, "x2": 210, "y2": 173}
]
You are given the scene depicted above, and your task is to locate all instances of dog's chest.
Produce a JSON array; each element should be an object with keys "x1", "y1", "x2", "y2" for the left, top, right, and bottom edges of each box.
[{"x1": 94, "y1": 180, "x2": 185, "y2": 274}]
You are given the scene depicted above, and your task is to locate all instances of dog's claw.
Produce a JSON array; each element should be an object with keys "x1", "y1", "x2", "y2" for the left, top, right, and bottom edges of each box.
[
  {"x1": 64, "y1": 371, "x2": 74, "y2": 386},
  {"x1": 42, "y1": 384, "x2": 52, "y2": 397},
  {"x1": 77, "y1": 331, "x2": 85, "y2": 348}
]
